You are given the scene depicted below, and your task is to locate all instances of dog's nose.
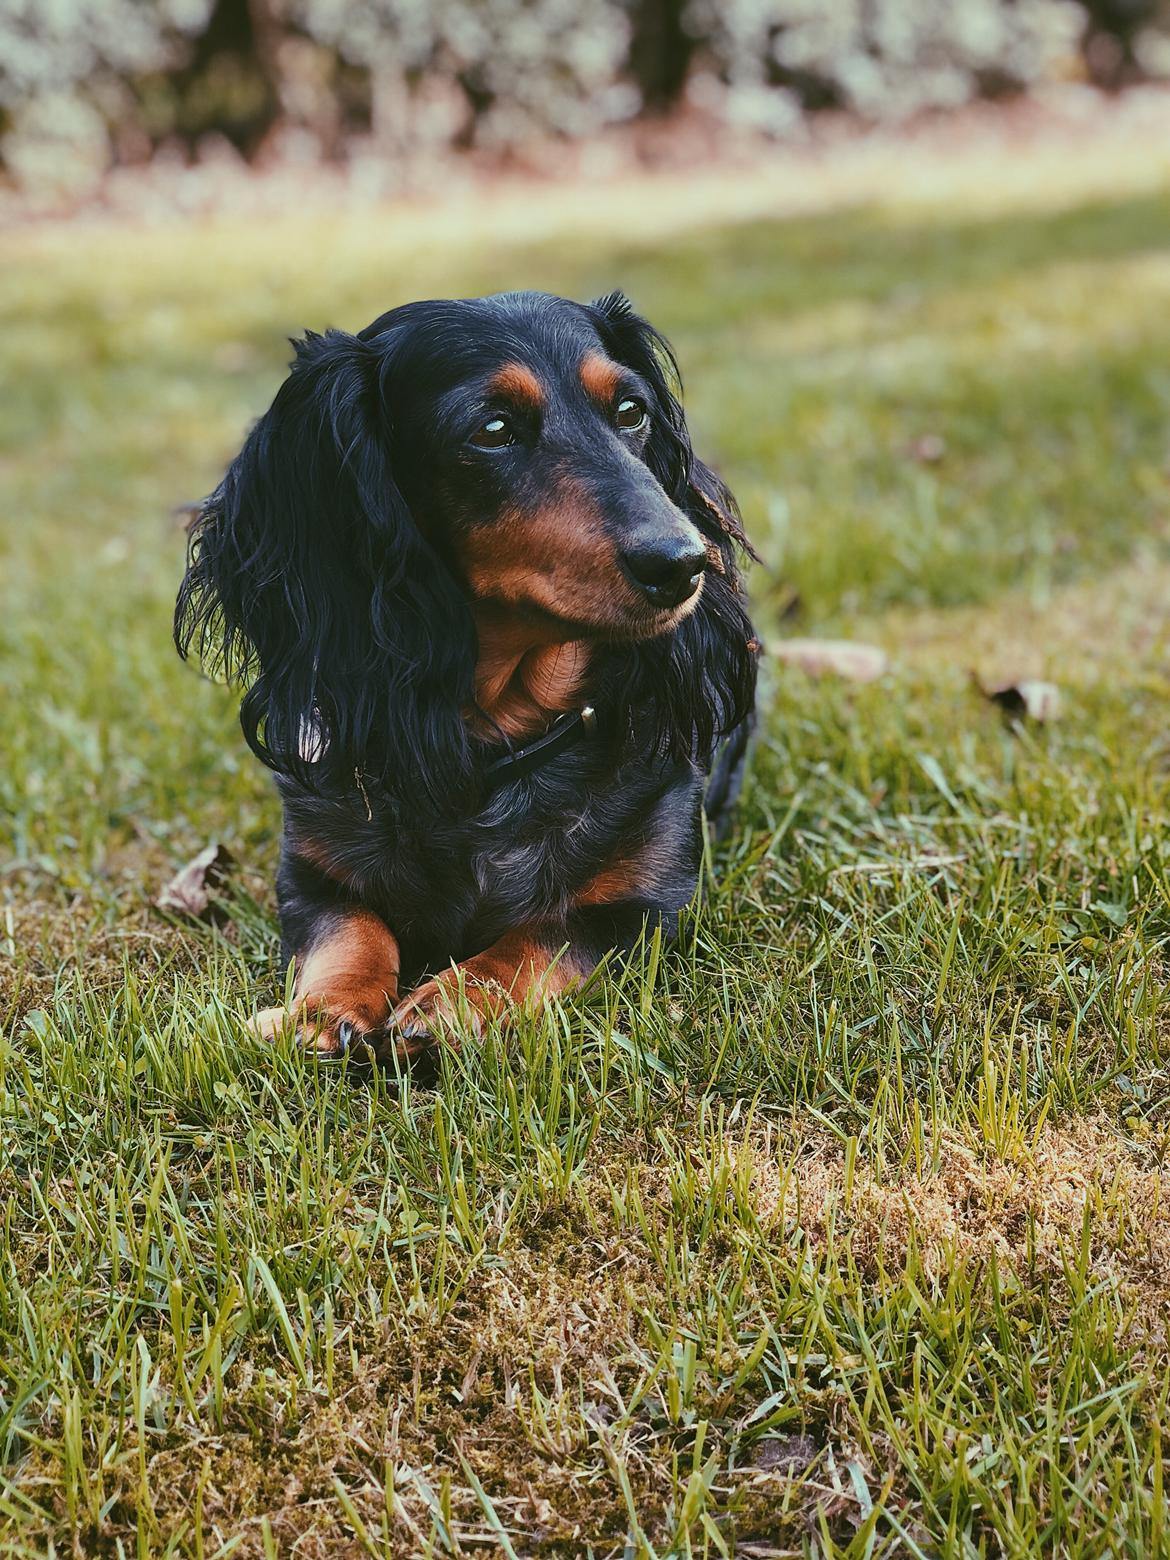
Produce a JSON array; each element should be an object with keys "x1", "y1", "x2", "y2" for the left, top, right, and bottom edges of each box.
[{"x1": 620, "y1": 535, "x2": 707, "y2": 608}]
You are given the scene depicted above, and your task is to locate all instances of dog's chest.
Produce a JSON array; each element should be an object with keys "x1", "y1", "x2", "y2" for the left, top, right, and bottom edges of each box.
[
  {"x1": 366, "y1": 776, "x2": 610, "y2": 957},
  {"x1": 465, "y1": 788, "x2": 602, "y2": 923}
]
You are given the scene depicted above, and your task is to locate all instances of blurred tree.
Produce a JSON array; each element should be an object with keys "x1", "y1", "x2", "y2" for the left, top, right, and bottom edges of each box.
[
  {"x1": 1, "y1": 0, "x2": 1168, "y2": 184},
  {"x1": 628, "y1": 0, "x2": 694, "y2": 110},
  {"x1": 161, "y1": 0, "x2": 282, "y2": 153},
  {"x1": 0, "y1": 0, "x2": 208, "y2": 177},
  {"x1": 1079, "y1": 0, "x2": 1162, "y2": 83},
  {"x1": 685, "y1": 0, "x2": 1087, "y2": 123},
  {"x1": 291, "y1": 0, "x2": 635, "y2": 151}
]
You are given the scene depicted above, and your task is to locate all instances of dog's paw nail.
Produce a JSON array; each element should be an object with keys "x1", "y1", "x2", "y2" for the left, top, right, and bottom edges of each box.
[
  {"x1": 391, "y1": 1011, "x2": 438, "y2": 1058},
  {"x1": 337, "y1": 1020, "x2": 355, "y2": 1052}
]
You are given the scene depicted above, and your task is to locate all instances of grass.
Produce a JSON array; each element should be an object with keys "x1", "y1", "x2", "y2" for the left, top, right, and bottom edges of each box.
[{"x1": 2, "y1": 129, "x2": 1170, "y2": 1556}]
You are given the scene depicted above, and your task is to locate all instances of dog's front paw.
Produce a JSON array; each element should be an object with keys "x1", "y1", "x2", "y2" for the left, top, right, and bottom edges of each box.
[
  {"x1": 250, "y1": 1003, "x2": 377, "y2": 1060},
  {"x1": 390, "y1": 977, "x2": 486, "y2": 1054}
]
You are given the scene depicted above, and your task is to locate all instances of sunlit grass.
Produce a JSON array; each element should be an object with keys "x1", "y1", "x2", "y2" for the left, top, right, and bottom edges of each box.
[{"x1": 2, "y1": 146, "x2": 1170, "y2": 1555}]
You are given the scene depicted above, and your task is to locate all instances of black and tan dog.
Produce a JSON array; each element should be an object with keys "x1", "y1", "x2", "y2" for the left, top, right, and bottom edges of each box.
[{"x1": 176, "y1": 290, "x2": 758, "y2": 1059}]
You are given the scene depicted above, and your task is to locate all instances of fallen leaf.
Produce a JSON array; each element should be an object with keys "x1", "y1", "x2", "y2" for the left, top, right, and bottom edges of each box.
[
  {"x1": 978, "y1": 677, "x2": 1062, "y2": 723},
  {"x1": 907, "y1": 432, "x2": 946, "y2": 463},
  {"x1": 771, "y1": 638, "x2": 888, "y2": 683},
  {"x1": 155, "y1": 843, "x2": 235, "y2": 921},
  {"x1": 752, "y1": 1433, "x2": 820, "y2": 1473}
]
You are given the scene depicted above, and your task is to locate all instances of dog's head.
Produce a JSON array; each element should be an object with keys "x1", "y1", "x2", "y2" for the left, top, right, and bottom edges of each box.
[{"x1": 176, "y1": 290, "x2": 755, "y2": 804}]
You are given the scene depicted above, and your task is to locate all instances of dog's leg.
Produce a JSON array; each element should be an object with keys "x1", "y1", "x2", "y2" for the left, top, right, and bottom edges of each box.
[
  {"x1": 253, "y1": 906, "x2": 402, "y2": 1058},
  {"x1": 392, "y1": 899, "x2": 683, "y2": 1048},
  {"x1": 393, "y1": 790, "x2": 703, "y2": 1048},
  {"x1": 393, "y1": 924, "x2": 579, "y2": 1046}
]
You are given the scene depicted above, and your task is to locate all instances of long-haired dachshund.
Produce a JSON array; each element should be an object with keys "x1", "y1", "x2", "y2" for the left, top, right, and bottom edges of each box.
[{"x1": 176, "y1": 290, "x2": 758, "y2": 1059}]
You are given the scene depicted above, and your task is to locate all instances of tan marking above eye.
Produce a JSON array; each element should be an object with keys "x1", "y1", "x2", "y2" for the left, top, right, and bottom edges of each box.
[
  {"x1": 487, "y1": 362, "x2": 544, "y2": 408},
  {"x1": 580, "y1": 352, "x2": 623, "y2": 405}
]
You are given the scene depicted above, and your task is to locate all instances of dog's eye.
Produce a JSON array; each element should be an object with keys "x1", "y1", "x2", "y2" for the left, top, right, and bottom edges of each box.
[
  {"x1": 470, "y1": 415, "x2": 515, "y2": 449},
  {"x1": 615, "y1": 397, "x2": 647, "y2": 432}
]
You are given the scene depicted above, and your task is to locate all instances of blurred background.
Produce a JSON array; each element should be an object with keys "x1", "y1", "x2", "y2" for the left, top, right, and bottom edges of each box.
[{"x1": 3, "y1": 0, "x2": 1170, "y2": 208}]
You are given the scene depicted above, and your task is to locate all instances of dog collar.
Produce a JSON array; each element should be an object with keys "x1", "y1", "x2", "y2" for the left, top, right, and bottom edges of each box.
[{"x1": 482, "y1": 705, "x2": 598, "y2": 787}]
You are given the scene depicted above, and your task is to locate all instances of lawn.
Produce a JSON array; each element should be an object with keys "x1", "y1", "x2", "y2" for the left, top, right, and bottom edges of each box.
[{"x1": 2, "y1": 129, "x2": 1170, "y2": 1557}]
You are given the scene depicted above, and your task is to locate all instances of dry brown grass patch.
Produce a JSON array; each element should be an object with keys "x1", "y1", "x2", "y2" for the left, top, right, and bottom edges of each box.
[{"x1": 743, "y1": 1115, "x2": 1170, "y2": 1344}]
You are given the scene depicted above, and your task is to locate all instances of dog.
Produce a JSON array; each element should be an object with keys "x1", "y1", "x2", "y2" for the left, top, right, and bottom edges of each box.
[{"x1": 175, "y1": 290, "x2": 758, "y2": 1059}]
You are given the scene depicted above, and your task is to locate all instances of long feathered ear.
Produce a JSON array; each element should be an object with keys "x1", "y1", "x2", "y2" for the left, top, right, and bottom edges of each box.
[
  {"x1": 590, "y1": 290, "x2": 690, "y2": 499},
  {"x1": 175, "y1": 328, "x2": 476, "y2": 807},
  {"x1": 590, "y1": 292, "x2": 759, "y2": 755},
  {"x1": 590, "y1": 290, "x2": 758, "y2": 571}
]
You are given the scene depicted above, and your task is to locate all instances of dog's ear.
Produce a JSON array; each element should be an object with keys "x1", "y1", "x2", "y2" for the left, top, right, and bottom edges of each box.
[
  {"x1": 590, "y1": 291, "x2": 759, "y2": 756},
  {"x1": 590, "y1": 290, "x2": 689, "y2": 500},
  {"x1": 589, "y1": 291, "x2": 755, "y2": 561},
  {"x1": 175, "y1": 328, "x2": 475, "y2": 806}
]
